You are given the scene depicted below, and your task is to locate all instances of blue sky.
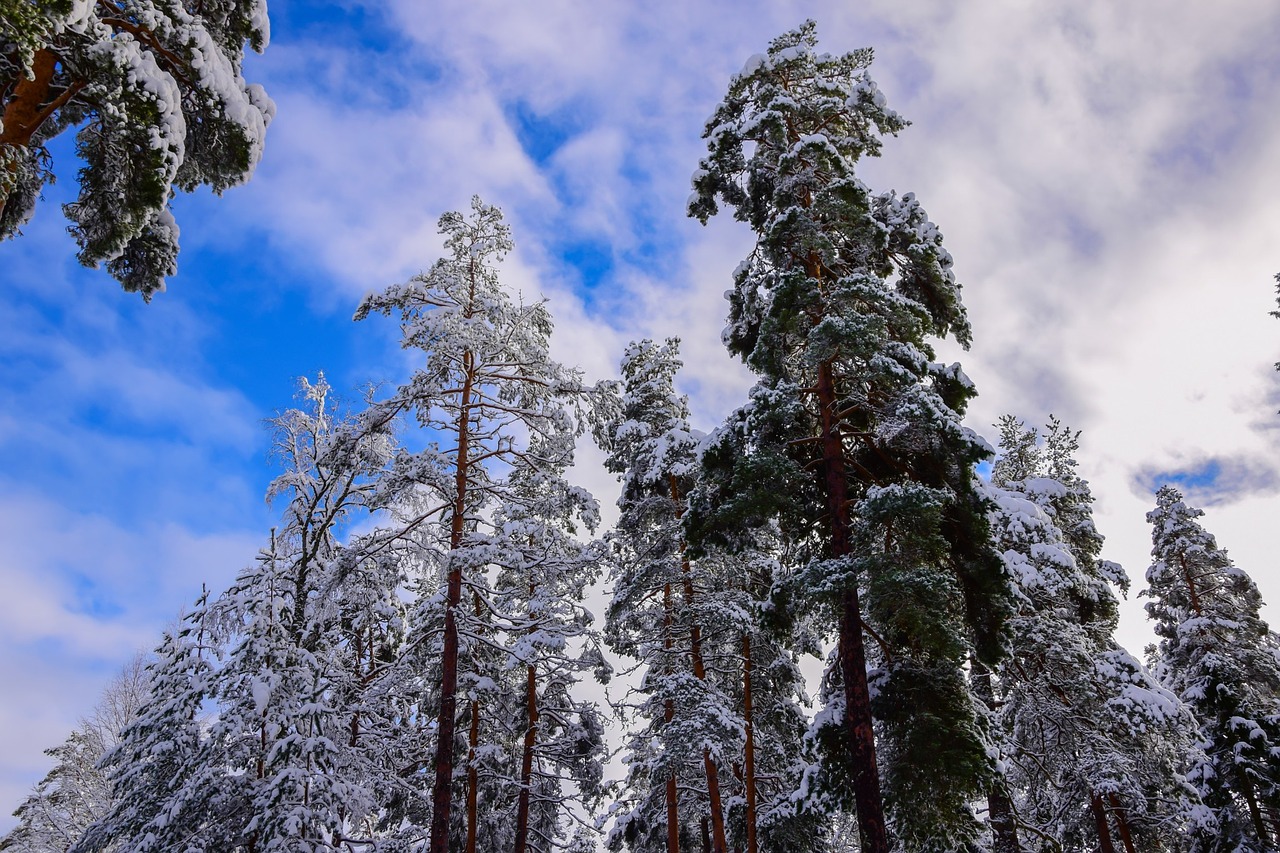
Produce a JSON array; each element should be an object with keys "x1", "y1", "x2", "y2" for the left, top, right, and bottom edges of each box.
[{"x1": 4, "y1": 0, "x2": 1280, "y2": 827}]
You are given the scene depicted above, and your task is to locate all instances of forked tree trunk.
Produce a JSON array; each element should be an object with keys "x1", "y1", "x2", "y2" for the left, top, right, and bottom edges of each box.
[
  {"x1": 1106, "y1": 793, "x2": 1137, "y2": 853},
  {"x1": 1090, "y1": 794, "x2": 1118, "y2": 853},
  {"x1": 816, "y1": 358, "x2": 888, "y2": 853},
  {"x1": 670, "y1": 475, "x2": 729, "y2": 853}
]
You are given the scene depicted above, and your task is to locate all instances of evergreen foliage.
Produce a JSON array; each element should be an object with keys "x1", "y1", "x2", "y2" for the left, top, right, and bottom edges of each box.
[
  {"x1": 0, "y1": 0, "x2": 273, "y2": 296},
  {"x1": 356, "y1": 197, "x2": 609, "y2": 853},
  {"x1": 1145, "y1": 486, "x2": 1280, "y2": 851},
  {"x1": 988, "y1": 418, "x2": 1207, "y2": 853},
  {"x1": 688, "y1": 21, "x2": 1012, "y2": 852}
]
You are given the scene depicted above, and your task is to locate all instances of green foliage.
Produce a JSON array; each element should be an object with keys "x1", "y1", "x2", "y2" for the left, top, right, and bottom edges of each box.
[{"x1": 1, "y1": 0, "x2": 273, "y2": 298}]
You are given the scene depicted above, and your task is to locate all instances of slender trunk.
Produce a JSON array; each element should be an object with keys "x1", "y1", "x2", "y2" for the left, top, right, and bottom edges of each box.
[
  {"x1": 1241, "y1": 776, "x2": 1271, "y2": 845},
  {"x1": 701, "y1": 816, "x2": 712, "y2": 853},
  {"x1": 1105, "y1": 793, "x2": 1137, "y2": 853},
  {"x1": 514, "y1": 577, "x2": 540, "y2": 853},
  {"x1": 670, "y1": 476, "x2": 729, "y2": 853},
  {"x1": 512, "y1": 662, "x2": 538, "y2": 853},
  {"x1": 664, "y1": 581, "x2": 680, "y2": 853},
  {"x1": 429, "y1": 349, "x2": 475, "y2": 853},
  {"x1": 742, "y1": 634, "x2": 758, "y2": 853},
  {"x1": 1090, "y1": 794, "x2": 1118, "y2": 853},
  {"x1": 816, "y1": 359, "x2": 888, "y2": 853},
  {"x1": 971, "y1": 660, "x2": 1019, "y2": 853},
  {"x1": 465, "y1": 698, "x2": 480, "y2": 853}
]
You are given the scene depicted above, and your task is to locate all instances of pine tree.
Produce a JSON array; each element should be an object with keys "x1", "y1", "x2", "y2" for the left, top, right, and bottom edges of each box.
[
  {"x1": 688, "y1": 22, "x2": 1011, "y2": 852},
  {"x1": 74, "y1": 595, "x2": 219, "y2": 853},
  {"x1": 1145, "y1": 485, "x2": 1280, "y2": 850},
  {"x1": 987, "y1": 418, "x2": 1207, "y2": 853},
  {"x1": 602, "y1": 338, "x2": 742, "y2": 853},
  {"x1": 355, "y1": 196, "x2": 608, "y2": 853},
  {"x1": 1, "y1": 0, "x2": 273, "y2": 297}
]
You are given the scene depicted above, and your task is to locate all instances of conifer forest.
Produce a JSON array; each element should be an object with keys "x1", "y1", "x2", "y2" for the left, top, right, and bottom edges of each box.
[{"x1": 4, "y1": 5, "x2": 1280, "y2": 853}]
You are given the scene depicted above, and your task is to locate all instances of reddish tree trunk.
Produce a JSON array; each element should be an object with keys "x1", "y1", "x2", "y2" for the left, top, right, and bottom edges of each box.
[
  {"x1": 670, "y1": 476, "x2": 729, "y2": 853},
  {"x1": 428, "y1": 350, "x2": 475, "y2": 853},
  {"x1": 1090, "y1": 794, "x2": 1118, "y2": 853},
  {"x1": 513, "y1": 662, "x2": 539, "y2": 853},
  {"x1": 1106, "y1": 793, "x2": 1137, "y2": 853},
  {"x1": 816, "y1": 359, "x2": 889, "y2": 853},
  {"x1": 664, "y1": 581, "x2": 680, "y2": 853}
]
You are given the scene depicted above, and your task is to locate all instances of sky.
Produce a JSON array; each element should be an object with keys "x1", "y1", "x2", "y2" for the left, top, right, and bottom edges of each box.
[{"x1": 3, "y1": 0, "x2": 1280, "y2": 830}]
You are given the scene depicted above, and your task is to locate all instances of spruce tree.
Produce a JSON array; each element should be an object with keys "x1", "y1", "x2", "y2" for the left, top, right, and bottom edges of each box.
[
  {"x1": 688, "y1": 22, "x2": 1011, "y2": 852},
  {"x1": 1, "y1": 0, "x2": 273, "y2": 296},
  {"x1": 1145, "y1": 485, "x2": 1280, "y2": 850}
]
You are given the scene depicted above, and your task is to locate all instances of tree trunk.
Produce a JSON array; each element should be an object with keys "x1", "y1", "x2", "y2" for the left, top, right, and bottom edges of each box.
[
  {"x1": 1241, "y1": 776, "x2": 1271, "y2": 845},
  {"x1": 465, "y1": 698, "x2": 480, "y2": 853},
  {"x1": 971, "y1": 661, "x2": 1019, "y2": 853},
  {"x1": 1105, "y1": 793, "x2": 1137, "y2": 853},
  {"x1": 1090, "y1": 794, "x2": 1118, "y2": 853},
  {"x1": 742, "y1": 634, "x2": 759, "y2": 853},
  {"x1": 817, "y1": 359, "x2": 888, "y2": 853},
  {"x1": 664, "y1": 581, "x2": 680, "y2": 853},
  {"x1": 513, "y1": 661, "x2": 539, "y2": 853},
  {"x1": 428, "y1": 350, "x2": 475, "y2": 853},
  {"x1": 670, "y1": 475, "x2": 729, "y2": 853},
  {"x1": 514, "y1": 576, "x2": 540, "y2": 853}
]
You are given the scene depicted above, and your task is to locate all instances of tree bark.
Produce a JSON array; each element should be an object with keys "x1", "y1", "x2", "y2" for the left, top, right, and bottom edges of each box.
[
  {"x1": 1090, "y1": 794, "x2": 1118, "y2": 853},
  {"x1": 742, "y1": 634, "x2": 759, "y2": 853},
  {"x1": 1241, "y1": 776, "x2": 1271, "y2": 845},
  {"x1": 817, "y1": 358, "x2": 889, "y2": 853},
  {"x1": 664, "y1": 581, "x2": 680, "y2": 853},
  {"x1": 670, "y1": 475, "x2": 729, "y2": 853},
  {"x1": 428, "y1": 347, "x2": 475, "y2": 853},
  {"x1": 1105, "y1": 793, "x2": 1137, "y2": 853},
  {"x1": 513, "y1": 660, "x2": 539, "y2": 853},
  {"x1": 971, "y1": 661, "x2": 1020, "y2": 853}
]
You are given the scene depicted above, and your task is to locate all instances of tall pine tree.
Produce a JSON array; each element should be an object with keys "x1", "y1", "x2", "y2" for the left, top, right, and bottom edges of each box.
[
  {"x1": 356, "y1": 197, "x2": 608, "y2": 853},
  {"x1": 688, "y1": 22, "x2": 1012, "y2": 852},
  {"x1": 1146, "y1": 485, "x2": 1280, "y2": 851}
]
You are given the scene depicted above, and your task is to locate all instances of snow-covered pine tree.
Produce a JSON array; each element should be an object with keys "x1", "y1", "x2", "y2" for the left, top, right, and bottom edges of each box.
[
  {"x1": 493, "y1": 443, "x2": 610, "y2": 853},
  {"x1": 688, "y1": 22, "x2": 1012, "y2": 852},
  {"x1": 987, "y1": 418, "x2": 1205, "y2": 853},
  {"x1": 355, "y1": 197, "x2": 607, "y2": 853},
  {"x1": 73, "y1": 594, "x2": 219, "y2": 853},
  {"x1": 1, "y1": 655, "x2": 149, "y2": 853},
  {"x1": 1145, "y1": 485, "x2": 1280, "y2": 850},
  {"x1": 1, "y1": 0, "x2": 274, "y2": 297},
  {"x1": 602, "y1": 338, "x2": 742, "y2": 853}
]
